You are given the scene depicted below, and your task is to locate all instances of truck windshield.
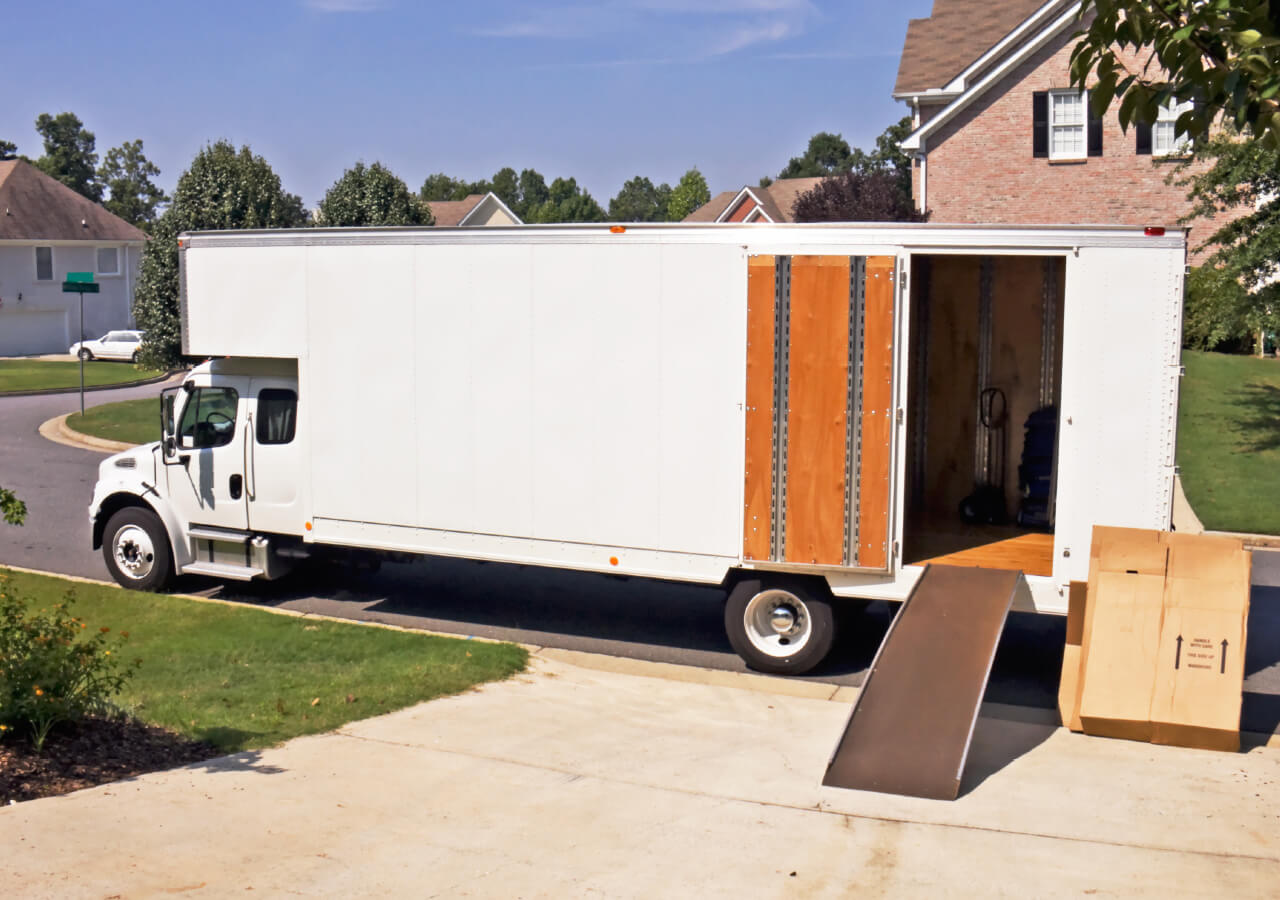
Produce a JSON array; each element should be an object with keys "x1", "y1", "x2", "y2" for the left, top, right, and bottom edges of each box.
[{"x1": 178, "y1": 387, "x2": 239, "y2": 449}]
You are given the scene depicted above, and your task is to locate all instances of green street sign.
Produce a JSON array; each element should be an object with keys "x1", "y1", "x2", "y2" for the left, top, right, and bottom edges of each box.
[
  {"x1": 66, "y1": 271, "x2": 95, "y2": 284},
  {"x1": 62, "y1": 281, "x2": 100, "y2": 294}
]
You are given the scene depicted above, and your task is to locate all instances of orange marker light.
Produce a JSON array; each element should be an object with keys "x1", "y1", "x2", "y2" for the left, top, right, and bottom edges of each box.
[
  {"x1": 609, "y1": 226, "x2": 626, "y2": 234},
  {"x1": 609, "y1": 556, "x2": 619, "y2": 566},
  {"x1": 305, "y1": 521, "x2": 312, "y2": 531}
]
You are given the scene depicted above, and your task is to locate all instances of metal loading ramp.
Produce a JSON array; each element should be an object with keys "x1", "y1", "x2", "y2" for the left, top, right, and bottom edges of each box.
[{"x1": 823, "y1": 564, "x2": 1023, "y2": 800}]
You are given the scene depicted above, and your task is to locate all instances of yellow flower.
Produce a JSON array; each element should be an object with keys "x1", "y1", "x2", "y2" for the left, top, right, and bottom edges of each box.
[
  {"x1": 105, "y1": 650, "x2": 111, "y2": 656},
  {"x1": 34, "y1": 687, "x2": 43, "y2": 696}
]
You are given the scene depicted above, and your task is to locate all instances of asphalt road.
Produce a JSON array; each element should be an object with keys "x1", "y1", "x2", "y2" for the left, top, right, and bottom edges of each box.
[{"x1": 2, "y1": 379, "x2": 1277, "y2": 734}]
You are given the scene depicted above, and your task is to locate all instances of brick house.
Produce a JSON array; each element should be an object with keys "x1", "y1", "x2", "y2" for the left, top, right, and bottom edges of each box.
[
  {"x1": 682, "y1": 178, "x2": 824, "y2": 223},
  {"x1": 894, "y1": 0, "x2": 1231, "y2": 260}
]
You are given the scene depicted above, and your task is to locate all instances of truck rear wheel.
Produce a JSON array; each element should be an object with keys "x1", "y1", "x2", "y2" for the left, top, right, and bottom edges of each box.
[
  {"x1": 724, "y1": 577, "x2": 836, "y2": 675},
  {"x1": 102, "y1": 507, "x2": 173, "y2": 592}
]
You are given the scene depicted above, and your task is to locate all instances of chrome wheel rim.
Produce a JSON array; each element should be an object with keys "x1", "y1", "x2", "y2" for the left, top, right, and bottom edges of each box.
[
  {"x1": 743, "y1": 589, "x2": 812, "y2": 658},
  {"x1": 113, "y1": 524, "x2": 155, "y2": 580}
]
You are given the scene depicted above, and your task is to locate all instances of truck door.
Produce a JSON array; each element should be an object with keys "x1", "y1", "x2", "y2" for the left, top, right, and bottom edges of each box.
[
  {"x1": 742, "y1": 255, "x2": 898, "y2": 571},
  {"x1": 165, "y1": 379, "x2": 249, "y2": 532},
  {"x1": 245, "y1": 376, "x2": 304, "y2": 536}
]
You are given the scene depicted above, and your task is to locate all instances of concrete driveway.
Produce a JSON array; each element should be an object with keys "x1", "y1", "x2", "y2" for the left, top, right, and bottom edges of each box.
[{"x1": 1, "y1": 650, "x2": 1276, "y2": 898}]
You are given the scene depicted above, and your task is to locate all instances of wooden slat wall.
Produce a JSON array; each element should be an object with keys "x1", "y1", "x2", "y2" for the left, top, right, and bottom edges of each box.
[
  {"x1": 742, "y1": 256, "x2": 776, "y2": 560},
  {"x1": 858, "y1": 256, "x2": 897, "y2": 570},
  {"x1": 784, "y1": 256, "x2": 851, "y2": 565}
]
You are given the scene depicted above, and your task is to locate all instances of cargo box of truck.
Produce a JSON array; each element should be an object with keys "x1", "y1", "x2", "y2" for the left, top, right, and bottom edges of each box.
[{"x1": 89, "y1": 222, "x2": 1186, "y2": 673}]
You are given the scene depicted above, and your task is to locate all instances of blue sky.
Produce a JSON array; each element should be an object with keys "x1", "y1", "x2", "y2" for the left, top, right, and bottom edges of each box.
[{"x1": 2, "y1": 0, "x2": 933, "y2": 209}]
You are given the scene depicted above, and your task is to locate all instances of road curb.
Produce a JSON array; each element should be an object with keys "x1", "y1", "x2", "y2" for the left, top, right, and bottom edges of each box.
[
  {"x1": 40, "y1": 412, "x2": 138, "y2": 454},
  {"x1": 0, "y1": 368, "x2": 184, "y2": 398}
]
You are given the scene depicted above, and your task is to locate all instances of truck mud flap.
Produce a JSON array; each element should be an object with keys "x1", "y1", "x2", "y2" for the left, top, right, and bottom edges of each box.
[{"x1": 823, "y1": 564, "x2": 1022, "y2": 800}]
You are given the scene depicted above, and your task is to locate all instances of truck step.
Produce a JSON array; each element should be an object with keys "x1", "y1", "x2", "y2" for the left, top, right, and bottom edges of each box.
[
  {"x1": 188, "y1": 525, "x2": 252, "y2": 544},
  {"x1": 181, "y1": 561, "x2": 264, "y2": 581}
]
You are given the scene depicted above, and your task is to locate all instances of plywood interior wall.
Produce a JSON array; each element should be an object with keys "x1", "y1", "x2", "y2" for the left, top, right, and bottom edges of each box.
[
  {"x1": 784, "y1": 256, "x2": 851, "y2": 565},
  {"x1": 920, "y1": 255, "x2": 982, "y2": 518},
  {"x1": 912, "y1": 255, "x2": 1065, "y2": 522},
  {"x1": 742, "y1": 256, "x2": 776, "y2": 560},
  {"x1": 857, "y1": 257, "x2": 897, "y2": 570}
]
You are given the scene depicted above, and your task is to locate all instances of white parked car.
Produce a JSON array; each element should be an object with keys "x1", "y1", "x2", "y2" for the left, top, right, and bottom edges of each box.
[{"x1": 70, "y1": 330, "x2": 145, "y2": 362}]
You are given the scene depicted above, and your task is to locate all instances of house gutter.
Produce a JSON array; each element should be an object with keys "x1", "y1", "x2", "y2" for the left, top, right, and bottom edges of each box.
[{"x1": 917, "y1": 144, "x2": 928, "y2": 214}]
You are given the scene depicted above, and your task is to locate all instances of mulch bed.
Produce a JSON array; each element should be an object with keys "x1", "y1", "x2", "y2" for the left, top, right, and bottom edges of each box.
[{"x1": 1, "y1": 717, "x2": 217, "y2": 804}]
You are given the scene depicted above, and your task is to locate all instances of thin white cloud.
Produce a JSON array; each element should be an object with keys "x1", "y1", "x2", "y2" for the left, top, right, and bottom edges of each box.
[
  {"x1": 472, "y1": 0, "x2": 816, "y2": 57},
  {"x1": 303, "y1": 0, "x2": 384, "y2": 12}
]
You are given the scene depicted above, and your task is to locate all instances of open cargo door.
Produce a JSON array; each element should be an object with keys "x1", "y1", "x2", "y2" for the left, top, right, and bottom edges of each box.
[{"x1": 743, "y1": 255, "x2": 897, "y2": 570}]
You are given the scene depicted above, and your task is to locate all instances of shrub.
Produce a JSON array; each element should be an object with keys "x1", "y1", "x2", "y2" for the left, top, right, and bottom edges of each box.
[
  {"x1": 0, "y1": 579, "x2": 139, "y2": 751},
  {"x1": 1183, "y1": 264, "x2": 1256, "y2": 353}
]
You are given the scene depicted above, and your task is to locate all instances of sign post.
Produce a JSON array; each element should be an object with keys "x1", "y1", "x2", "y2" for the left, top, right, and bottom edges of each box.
[{"x1": 62, "y1": 272, "x2": 100, "y2": 416}]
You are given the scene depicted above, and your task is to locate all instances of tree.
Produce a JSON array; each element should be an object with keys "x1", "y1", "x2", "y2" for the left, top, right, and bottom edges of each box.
[
  {"x1": 97, "y1": 140, "x2": 168, "y2": 230},
  {"x1": 133, "y1": 141, "x2": 308, "y2": 368},
  {"x1": 318, "y1": 161, "x2": 429, "y2": 227},
  {"x1": 791, "y1": 171, "x2": 927, "y2": 223},
  {"x1": 665, "y1": 168, "x2": 711, "y2": 221},
  {"x1": 517, "y1": 168, "x2": 549, "y2": 217},
  {"x1": 420, "y1": 173, "x2": 468, "y2": 202},
  {"x1": 608, "y1": 175, "x2": 671, "y2": 222},
  {"x1": 34, "y1": 112, "x2": 101, "y2": 202},
  {"x1": 490, "y1": 167, "x2": 520, "y2": 212},
  {"x1": 0, "y1": 140, "x2": 17, "y2": 161},
  {"x1": 1071, "y1": 1, "x2": 1280, "y2": 145},
  {"x1": 1175, "y1": 125, "x2": 1280, "y2": 348},
  {"x1": 525, "y1": 176, "x2": 606, "y2": 223},
  {"x1": 779, "y1": 132, "x2": 854, "y2": 179},
  {"x1": 869, "y1": 116, "x2": 915, "y2": 196},
  {"x1": 1, "y1": 486, "x2": 26, "y2": 526}
]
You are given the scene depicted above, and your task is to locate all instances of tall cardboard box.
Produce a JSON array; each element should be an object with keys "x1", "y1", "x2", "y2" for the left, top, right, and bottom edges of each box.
[
  {"x1": 1150, "y1": 533, "x2": 1251, "y2": 751},
  {"x1": 1076, "y1": 527, "x2": 1168, "y2": 742}
]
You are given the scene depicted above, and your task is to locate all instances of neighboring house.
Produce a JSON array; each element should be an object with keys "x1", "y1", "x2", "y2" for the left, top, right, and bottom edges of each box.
[
  {"x1": 683, "y1": 178, "x2": 824, "y2": 223},
  {"x1": 0, "y1": 159, "x2": 146, "y2": 356},
  {"x1": 425, "y1": 192, "x2": 522, "y2": 226},
  {"x1": 894, "y1": 0, "x2": 1234, "y2": 260}
]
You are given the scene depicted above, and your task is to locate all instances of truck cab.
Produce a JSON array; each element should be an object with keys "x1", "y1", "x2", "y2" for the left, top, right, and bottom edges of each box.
[{"x1": 91, "y1": 357, "x2": 304, "y2": 590}]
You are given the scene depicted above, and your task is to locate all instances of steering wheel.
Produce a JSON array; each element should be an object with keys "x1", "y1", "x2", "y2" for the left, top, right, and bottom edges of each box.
[{"x1": 206, "y1": 411, "x2": 234, "y2": 432}]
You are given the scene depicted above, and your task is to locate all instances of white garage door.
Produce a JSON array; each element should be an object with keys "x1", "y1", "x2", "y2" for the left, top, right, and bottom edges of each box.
[{"x1": 0, "y1": 310, "x2": 68, "y2": 356}]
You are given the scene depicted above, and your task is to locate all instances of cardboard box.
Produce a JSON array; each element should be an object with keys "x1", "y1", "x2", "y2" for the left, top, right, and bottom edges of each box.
[
  {"x1": 1069, "y1": 527, "x2": 1250, "y2": 751},
  {"x1": 1149, "y1": 532, "x2": 1251, "y2": 752},
  {"x1": 1076, "y1": 527, "x2": 1168, "y2": 742},
  {"x1": 1057, "y1": 580, "x2": 1088, "y2": 732}
]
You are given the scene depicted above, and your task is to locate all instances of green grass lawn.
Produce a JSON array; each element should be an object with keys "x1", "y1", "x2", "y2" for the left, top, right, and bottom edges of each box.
[
  {"x1": 0, "y1": 360, "x2": 164, "y2": 394},
  {"x1": 0, "y1": 568, "x2": 528, "y2": 752},
  {"x1": 66, "y1": 397, "x2": 159, "y2": 446},
  {"x1": 1178, "y1": 350, "x2": 1280, "y2": 534}
]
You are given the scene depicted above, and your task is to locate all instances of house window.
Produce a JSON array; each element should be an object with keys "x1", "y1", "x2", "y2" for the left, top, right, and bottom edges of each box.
[
  {"x1": 1154, "y1": 100, "x2": 1194, "y2": 156},
  {"x1": 35, "y1": 246, "x2": 53, "y2": 281},
  {"x1": 1049, "y1": 90, "x2": 1086, "y2": 159},
  {"x1": 96, "y1": 246, "x2": 120, "y2": 276}
]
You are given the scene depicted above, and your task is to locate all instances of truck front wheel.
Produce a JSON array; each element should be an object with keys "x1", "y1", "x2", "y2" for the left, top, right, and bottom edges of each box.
[
  {"x1": 724, "y1": 577, "x2": 836, "y2": 675},
  {"x1": 102, "y1": 507, "x2": 174, "y2": 592}
]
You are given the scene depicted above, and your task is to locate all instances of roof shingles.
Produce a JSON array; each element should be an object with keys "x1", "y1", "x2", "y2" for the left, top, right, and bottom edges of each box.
[
  {"x1": 894, "y1": 0, "x2": 1047, "y2": 96},
  {"x1": 0, "y1": 160, "x2": 146, "y2": 242}
]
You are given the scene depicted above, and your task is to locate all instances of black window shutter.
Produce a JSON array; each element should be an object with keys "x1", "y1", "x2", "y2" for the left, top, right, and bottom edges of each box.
[
  {"x1": 1135, "y1": 121, "x2": 1152, "y2": 155},
  {"x1": 1033, "y1": 91, "x2": 1049, "y2": 158},
  {"x1": 1087, "y1": 94, "x2": 1103, "y2": 156}
]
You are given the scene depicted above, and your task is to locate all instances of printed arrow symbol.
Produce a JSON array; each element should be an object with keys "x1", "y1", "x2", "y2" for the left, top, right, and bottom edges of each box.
[
  {"x1": 1221, "y1": 639, "x2": 1229, "y2": 674},
  {"x1": 1175, "y1": 634, "x2": 1183, "y2": 670}
]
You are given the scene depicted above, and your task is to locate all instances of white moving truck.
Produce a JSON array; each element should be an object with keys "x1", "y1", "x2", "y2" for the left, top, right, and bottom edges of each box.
[{"x1": 90, "y1": 223, "x2": 1186, "y2": 673}]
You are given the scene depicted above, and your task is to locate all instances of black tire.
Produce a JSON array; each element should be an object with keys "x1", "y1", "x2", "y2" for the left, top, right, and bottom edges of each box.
[
  {"x1": 130, "y1": 350, "x2": 139, "y2": 364},
  {"x1": 78, "y1": 348, "x2": 93, "y2": 361},
  {"x1": 724, "y1": 577, "x2": 837, "y2": 675},
  {"x1": 101, "y1": 507, "x2": 174, "y2": 592}
]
